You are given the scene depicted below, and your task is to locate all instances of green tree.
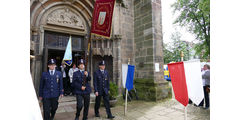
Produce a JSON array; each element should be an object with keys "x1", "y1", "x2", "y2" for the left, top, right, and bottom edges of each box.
[
  {"x1": 163, "y1": 43, "x2": 174, "y2": 64},
  {"x1": 171, "y1": 32, "x2": 190, "y2": 62},
  {"x1": 171, "y1": 0, "x2": 210, "y2": 58},
  {"x1": 163, "y1": 32, "x2": 191, "y2": 64}
]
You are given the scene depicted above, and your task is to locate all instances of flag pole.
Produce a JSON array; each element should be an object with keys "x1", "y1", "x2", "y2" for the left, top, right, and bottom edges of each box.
[
  {"x1": 124, "y1": 88, "x2": 128, "y2": 116},
  {"x1": 84, "y1": 33, "x2": 92, "y2": 71},
  {"x1": 82, "y1": 32, "x2": 92, "y2": 86},
  {"x1": 185, "y1": 106, "x2": 187, "y2": 120},
  {"x1": 124, "y1": 58, "x2": 130, "y2": 116},
  {"x1": 181, "y1": 52, "x2": 187, "y2": 120}
]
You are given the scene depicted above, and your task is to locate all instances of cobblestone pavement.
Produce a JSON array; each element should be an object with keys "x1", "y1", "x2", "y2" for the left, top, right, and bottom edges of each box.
[{"x1": 40, "y1": 96, "x2": 210, "y2": 120}]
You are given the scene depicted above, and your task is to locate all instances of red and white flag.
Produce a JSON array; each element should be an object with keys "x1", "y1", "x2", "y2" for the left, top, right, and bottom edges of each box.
[{"x1": 168, "y1": 60, "x2": 204, "y2": 106}]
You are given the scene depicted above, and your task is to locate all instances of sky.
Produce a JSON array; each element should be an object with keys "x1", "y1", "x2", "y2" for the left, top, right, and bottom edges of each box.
[{"x1": 162, "y1": 0, "x2": 196, "y2": 44}]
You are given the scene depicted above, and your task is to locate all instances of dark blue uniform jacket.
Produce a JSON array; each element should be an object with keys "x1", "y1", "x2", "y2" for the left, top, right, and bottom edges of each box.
[
  {"x1": 39, "y1": 70, "x2": 63, "y2": 98},
  {"x1": 72, "y1": 70, "x2": 91, "y2": 95},
  {"x1": 93, "y1": 69, "x2": 110, "y2": 95}
]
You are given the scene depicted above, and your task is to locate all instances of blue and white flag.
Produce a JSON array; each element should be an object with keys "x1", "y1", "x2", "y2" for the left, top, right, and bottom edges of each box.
[
  {"x1": 122, "y1": 64, "x2": 135, "y2": 91},
  {"x1": 63, "y1": 36, "x2": 72, "y2": 66}
]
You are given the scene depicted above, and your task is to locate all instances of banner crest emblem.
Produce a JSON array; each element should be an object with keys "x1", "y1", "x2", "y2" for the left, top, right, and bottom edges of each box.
[{"x1": 98, "y1": 11, "x2": 106, "y2": 25}]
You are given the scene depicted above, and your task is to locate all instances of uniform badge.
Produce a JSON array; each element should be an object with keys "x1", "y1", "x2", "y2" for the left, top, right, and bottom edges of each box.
[{"x1": 56, "y1": 75, "x2": 59, "y2": 83}]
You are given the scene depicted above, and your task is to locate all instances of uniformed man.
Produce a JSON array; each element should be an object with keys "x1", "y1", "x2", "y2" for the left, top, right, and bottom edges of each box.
[
  {"x1": 72, "y1": 59, "x2": 91, "y2": 120},
  {"x1": 94, "y1": 60, "x2": 115, "y2": 119},
  {"x1": 39, "y1": 59, "x2": 64, "y2": 120}
]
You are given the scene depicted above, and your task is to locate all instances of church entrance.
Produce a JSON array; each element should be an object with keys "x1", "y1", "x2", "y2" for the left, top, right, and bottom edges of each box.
[
  {"x1": 47, "y1": 50, "x2": 85, "y2": 68},
  {"x1": 43, "y1": 31, "x2": 85, "y2": 71}
]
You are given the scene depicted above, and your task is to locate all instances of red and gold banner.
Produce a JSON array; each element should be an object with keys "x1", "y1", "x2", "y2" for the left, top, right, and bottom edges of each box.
[{"x1": 91, "y1": 0, "x2": 115, "y2": 38}]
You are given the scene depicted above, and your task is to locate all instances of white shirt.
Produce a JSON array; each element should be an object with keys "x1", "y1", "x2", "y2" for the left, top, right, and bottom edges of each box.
[
  {"x1": 204, "y1": 69, "x2": 210, "y2": 86},
  {"x1": 68, "y1": 68, "x2": 79, "y2": 83},
  {"x1": 49, "y1": 69, "x2": 55, "y2": 75},
  {"x1": 60, "y1": 65, "x2": 66, "y2": 78},
  {"x1": 80, "y1": 69, "x2": 84, "y2": 73},
  {"x1": 201, "y1": 70, "x2": 206, "y2": 86},
  {"x1": 202, "y1": 69, "x2": 210, "y2": 86}
]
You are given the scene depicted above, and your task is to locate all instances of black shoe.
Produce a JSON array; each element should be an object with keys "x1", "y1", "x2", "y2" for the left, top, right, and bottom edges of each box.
[
  {"x1": 204, "y1": 107, "x2": 209, "y2": 109},
  {"x1": 82, "y1": 117, "x2": 88, "y2": 120},
  {"x1": 50, "y1": 116, "x2": 54, "y2": 120},
  {"x1": 107, "y1": 116, "x2": 115, "y2": 119},
  {"x1": 75, "y1": 116, "x2": 79, "y2": 120},
  {"x1": 95, "y1": 114, "x2": 100, "y2": 117},
  {"x1": 197, "y1": 104, "x2": 203, "y2": 107}
]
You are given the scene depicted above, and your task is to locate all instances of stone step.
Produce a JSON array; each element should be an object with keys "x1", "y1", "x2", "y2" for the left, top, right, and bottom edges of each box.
[
  {"x1": 40, "y1": 93, "x2": 97, "y2": 112},
  {"x1": 59, "y1": 93, "x2": 96, "y2": 105}
]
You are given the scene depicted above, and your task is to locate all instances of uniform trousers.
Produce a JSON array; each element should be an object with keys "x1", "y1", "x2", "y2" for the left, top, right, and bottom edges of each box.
[
  {"x1": 76, "y1": 94, "x2": 90, "y2": 120},
  {"x1": 199, "y1": 85, "x2": 210, "y2": 107},
  {"x1": 94, "y1": 91, "x2": 112, "y2": 116},
  {"x1": 63, "y1": 77, "x2": 69, "y2": 95},
  {"x1": 42, "y1": 97, "x2": 59, "y2": 120}
]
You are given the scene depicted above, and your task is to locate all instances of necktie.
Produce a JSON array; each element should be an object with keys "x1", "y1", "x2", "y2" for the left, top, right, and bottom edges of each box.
[{"x1": 51, "y1": 70, "x2": 53, "y2": 75}]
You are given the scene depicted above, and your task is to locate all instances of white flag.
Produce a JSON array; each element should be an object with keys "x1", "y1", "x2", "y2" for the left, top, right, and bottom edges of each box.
[
  {"x1": 122, "y1": 64, "x2": 128, "y2": 88},
  {"x1": 184, "y1": 60, "x2": 204, "y2": 105},
  {"x1": 63, "y1": 36, "x2": 72, "y2": 66}
]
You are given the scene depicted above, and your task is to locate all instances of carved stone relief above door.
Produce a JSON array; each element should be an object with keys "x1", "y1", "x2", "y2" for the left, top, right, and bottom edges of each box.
[{"x1": 46, "y1": 8, "x2": 85, "y2": 30}]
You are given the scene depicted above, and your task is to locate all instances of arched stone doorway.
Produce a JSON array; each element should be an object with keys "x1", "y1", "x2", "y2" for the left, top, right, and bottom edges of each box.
[
  {"x1": 31, "y1": 0, "x2": 123, "y2": 97},
  {"x1": 30, "y1": 0, "x2": 94, "y2": 95}
]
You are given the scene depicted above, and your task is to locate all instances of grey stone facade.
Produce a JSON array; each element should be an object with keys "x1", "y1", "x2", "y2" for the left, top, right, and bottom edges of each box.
[
  {"x1": 112, "y1": 0, "x2": 135, "y2": 94},
  {"x1": 133, "y1": 0, "x2": 171, "y2": 101},
  {"x1": 30, "y1": 0, "x2": 170, "y2": 101}
]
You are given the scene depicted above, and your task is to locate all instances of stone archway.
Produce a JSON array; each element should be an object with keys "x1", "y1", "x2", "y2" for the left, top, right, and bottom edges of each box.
[
  {"x1": 30, "y1": 0, "x2": 94, "y2": 95},
  {"x1": 40, "y1": 6, "x2": 88, "y2": 72}
]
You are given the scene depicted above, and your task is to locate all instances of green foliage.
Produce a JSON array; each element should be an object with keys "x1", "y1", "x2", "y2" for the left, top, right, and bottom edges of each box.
[
  {"x1": 171, "y1": 0, "x2": 210, "y2": 58},
  {"x1": 109, "y1": 82, "x2": 118, "y2": 100},
  {"x1": 163, "y1": 43, "x2": 174, "y2": 64},
  {"x1": 194, "y1": 42, "x2": 209, "y2": 60},
  {"x1": 163, "y1": 32, "x2": 192, "y2": 64}
]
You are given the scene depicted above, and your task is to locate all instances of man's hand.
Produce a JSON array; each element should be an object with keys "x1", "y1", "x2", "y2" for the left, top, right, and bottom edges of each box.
[
  {"x1": 95, "y1": 92, "x2": 99, "y2": 96},
  {"x1": 39, "y1": 97, "x2": 43, "y2": 101},
  {"x1": 81, "y1": 86, "x2": 86, "y2": 90},
  {"x1": 84, "y1": 71, "x2": 88, "y2": 76},
  {"x1": 60, "y1": 94, "x2": 64, "y2": 99}
]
